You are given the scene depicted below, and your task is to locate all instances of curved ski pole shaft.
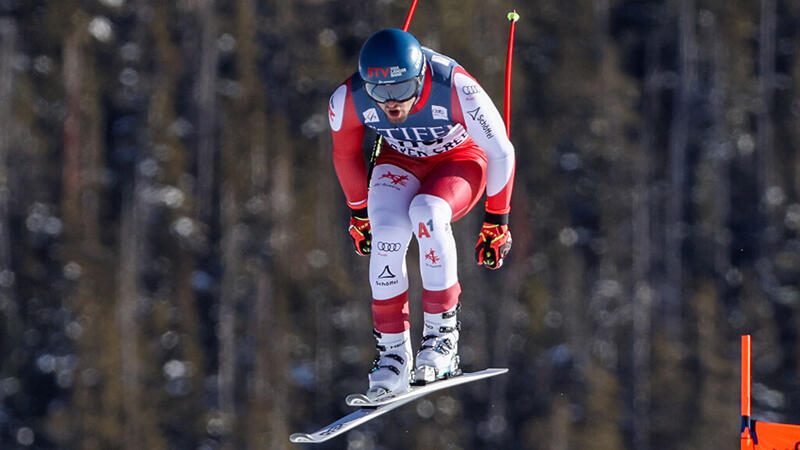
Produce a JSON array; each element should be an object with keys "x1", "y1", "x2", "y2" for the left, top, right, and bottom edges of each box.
[
  {"x1": 402, "y1": 0, "x2": 419, "y2": 32},
  {"x1": 504, "y1": 10, "x2": 519, "y2": 137}
]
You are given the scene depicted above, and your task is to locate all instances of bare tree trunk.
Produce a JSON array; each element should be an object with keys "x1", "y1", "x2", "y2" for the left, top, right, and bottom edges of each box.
[
  {"x1": 563, "y1": 245, "x2": 587, "y2": 359},
  {"x1": 225, "y1": 1, "x2": 286, "y2": 443},
  {"x1": 632, "y1": 206, "x2": 653, "y2": 450},
  {"x1": 62, "y1": 23, "x2": 84, "y2": 232},
  {"x1": 80, "y1": 38, "x2": 102, "y2": 251},
  {"x1": 755, "y1": 0, "x2": 779, "y2": 300},
  {"x1": 195, "y1": 1, "x2": 228, "y2": 441},
  {"x1": 256, "y1": 235, "x2": 289, "y2": 444},
  {"x1": 549, "y1": 395, "x2": 570, "y2": 450},
  {"x1": 631, "y1": 15, "x2": 664, "y2": 450},
  {"x1": 0, "y1": 18, "x2": 15, "y2": 307},
  {"x1": 218, "y1": 187, "x2": 238, "y2": 449},
  {"x1": 664, "y1": 0, "x2": 697, "y2": 342},
  {"x1": 313, "y1": 135, "x2": 333, "y2": 415},
  {"x1": 118, "y1": 2, "x2": 156, "y2": 445},
  {"x1": 708, "y1": 17, "x2": 732, "y2": 304},
  {"x1": 556, "y1": 243, "x2": 585, "y2": 448},
  {"x1": 263, "y1": 130, "x2": 292, "y2": 445},
  {"x1": 757, "y1": 0, "x2": 775, "y2": 191},
  {"x1": 251, "y1": 261, "x2": 273, "y2": 438},
  {"x1": 196, "y1": 0, "x2": 218, "y2": 222},
  {"x1": 118, "y1": 184, "x2": 142, "y2": 450},
  {"x1": 487, "y1": 189, "x2": 531, "y2": 448},
  {"x1": 631, "y1": 43, "x2": 658, "y2": 450}
]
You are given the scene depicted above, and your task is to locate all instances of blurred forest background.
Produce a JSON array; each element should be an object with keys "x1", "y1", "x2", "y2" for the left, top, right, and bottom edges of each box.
[{"x1": 0, "y1": 0, "x2": 799, "y2": 449}]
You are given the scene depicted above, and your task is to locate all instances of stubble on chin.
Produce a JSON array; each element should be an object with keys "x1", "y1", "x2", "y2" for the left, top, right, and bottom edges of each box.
[{"x1": 386, "y1": 113, "x2": 408, "y2": 124}]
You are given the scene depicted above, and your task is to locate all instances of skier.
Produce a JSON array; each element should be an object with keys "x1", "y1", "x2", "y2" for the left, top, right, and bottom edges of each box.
[{"x1": 328, "y1": 28, "x2": 515, "y2": 400}]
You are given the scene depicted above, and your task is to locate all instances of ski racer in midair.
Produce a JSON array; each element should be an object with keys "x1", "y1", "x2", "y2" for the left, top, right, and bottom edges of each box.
[{"x1": 328, "y1": 28, "x2": 515, "y2": 400}]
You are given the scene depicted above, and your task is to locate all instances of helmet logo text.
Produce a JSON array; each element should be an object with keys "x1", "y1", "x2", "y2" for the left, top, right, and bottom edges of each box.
[{"x1": 367, "y1": 66, "x2": 408, "y2": 79}]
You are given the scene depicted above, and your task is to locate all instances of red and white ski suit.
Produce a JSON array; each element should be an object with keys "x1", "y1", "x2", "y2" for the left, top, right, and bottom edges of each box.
[{"x1": 328, "y1": 48, "x2": 515, "y2": 334}]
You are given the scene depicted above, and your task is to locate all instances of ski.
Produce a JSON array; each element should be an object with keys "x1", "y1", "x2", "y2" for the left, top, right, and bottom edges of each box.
[
  {"x1": 289, "y1": 368, "x2": 508, "y2": 444},
  {"x1": 289, "y1": 390, "x2": 418, "y2": 444},
  {"x1": 345, "y1": 367, "x2": 508, "y2": 407}
]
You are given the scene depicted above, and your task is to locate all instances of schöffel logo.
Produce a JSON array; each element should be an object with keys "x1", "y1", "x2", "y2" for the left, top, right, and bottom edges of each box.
[
  {"x1": 378, "y1": 265, "x2": 396, "y2": 279},
  {"x1": 467, "y1": 107, "x2": 494, "y2": 140},
  {"x1": 377, "y1": 242, "x2": 402, "y2": 252},
  {"x1": 367, "y1": 66, "x2": 407, "y2": 79},
  {"x1": 462, "y1": 84, "x2": 481, "y2": 95},
  {"x1": 376, "y1": 265, "x2": 398, "y2": 287}
]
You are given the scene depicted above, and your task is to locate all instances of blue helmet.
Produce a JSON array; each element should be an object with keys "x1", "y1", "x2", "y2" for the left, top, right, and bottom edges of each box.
[{"x1": 358, "y1": 29, "x2": 425, "y2": 102}]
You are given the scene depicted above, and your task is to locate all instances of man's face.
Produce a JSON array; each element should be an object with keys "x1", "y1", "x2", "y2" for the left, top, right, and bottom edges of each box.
[{"x1": 377, "y1": 97, "x2": 417, "y2": 124}]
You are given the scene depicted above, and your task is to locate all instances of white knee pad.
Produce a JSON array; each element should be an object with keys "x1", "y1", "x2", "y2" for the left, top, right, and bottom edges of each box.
[{"x1": 408, "y1": 195, "x2": 458, "y2": 291}]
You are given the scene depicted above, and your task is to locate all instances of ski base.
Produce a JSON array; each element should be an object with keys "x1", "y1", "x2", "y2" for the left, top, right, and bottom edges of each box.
[{"x1": 289, "y1": 368, "x2": 508, "y2": 444}]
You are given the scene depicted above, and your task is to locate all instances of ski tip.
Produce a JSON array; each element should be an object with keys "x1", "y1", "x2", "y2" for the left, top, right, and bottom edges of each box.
[
  {"x1": 289, "y1": 433, "x2": 314, "y2": 443},
  {"x1": 346, "y1": 393, "x2": 371, "y2": 407}
]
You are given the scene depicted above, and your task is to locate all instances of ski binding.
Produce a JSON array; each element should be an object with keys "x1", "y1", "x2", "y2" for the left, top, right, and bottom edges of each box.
[{"x1": 346, "y1": 367, "x2": 505, "y2": 407}]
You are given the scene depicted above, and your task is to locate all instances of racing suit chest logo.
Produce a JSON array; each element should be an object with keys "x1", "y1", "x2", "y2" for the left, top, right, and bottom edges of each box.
[
  {"x1": 377, "y1": 124, "x2": 468, "y2": 158},
  {"x1": 376, "y1": 125, "x2": 454, "y2": 142}
]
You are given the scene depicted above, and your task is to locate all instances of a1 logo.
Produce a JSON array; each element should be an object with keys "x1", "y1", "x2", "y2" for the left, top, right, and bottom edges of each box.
[{"x1": 417, "y1": 219, "x2": 433, "y2": 238}]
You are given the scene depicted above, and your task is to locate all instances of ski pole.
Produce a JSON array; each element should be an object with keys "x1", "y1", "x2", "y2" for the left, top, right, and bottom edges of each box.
[
  {"x1": 402, "y1": 0, "x2": 419, "y2": 32},
  {"x1": 368, "y1": 0, "x2": 420, "y2": 183},
  {"x1": 504, "y1": 10, "x2": 519, "y2": 137}
]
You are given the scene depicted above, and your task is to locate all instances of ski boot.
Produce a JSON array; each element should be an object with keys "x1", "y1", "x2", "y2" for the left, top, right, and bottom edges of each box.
[
  {"x1": 414, "y1": 304, "x2": 462, "y2": 385},
  {"x1": 366, "y1": 329, "x2": 413, "y2": 401}
]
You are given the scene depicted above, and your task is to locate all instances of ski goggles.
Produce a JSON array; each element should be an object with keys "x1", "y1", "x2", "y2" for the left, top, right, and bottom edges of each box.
[{"x1": 364, "y1": 73, "x2": 423, "y2": 103}]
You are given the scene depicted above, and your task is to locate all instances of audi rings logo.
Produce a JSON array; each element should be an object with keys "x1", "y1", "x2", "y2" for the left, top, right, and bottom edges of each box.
[
  {"x1": 462, "y1": 84, "x2": 482, "y2": 95},
  {"x1": 377, "y1": 241, "x2": 402, "y2": 252}
]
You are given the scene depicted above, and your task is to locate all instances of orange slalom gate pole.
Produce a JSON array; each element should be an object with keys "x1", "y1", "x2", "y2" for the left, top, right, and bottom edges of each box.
[{"x1": 741, "y1": 335, "x2": 754, "y2": 449}]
